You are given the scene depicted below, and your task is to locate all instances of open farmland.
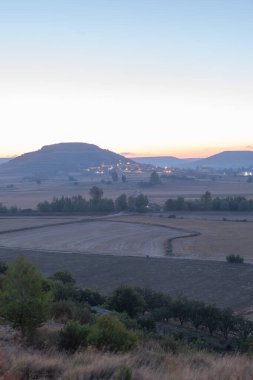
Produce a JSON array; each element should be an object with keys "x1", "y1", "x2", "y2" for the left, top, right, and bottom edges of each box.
[
  {"x1": 0, "y1": 216, "x2": 86, "y2": 233},
  {"x1": 0, "y1": 174, "x2": 253, "y2": 208},
  {"x1": 0, "y1": 218, "x2": 187, "y2": 257},
  {"x1": 0, "y1": 213, "x2": 253, "y2": 313},
  {"x1": 0, "y1": 247, "x2": 253, "y2": 312},
  {"x1": 112, "y1": 214, "x2": 253, "y2": 262}
]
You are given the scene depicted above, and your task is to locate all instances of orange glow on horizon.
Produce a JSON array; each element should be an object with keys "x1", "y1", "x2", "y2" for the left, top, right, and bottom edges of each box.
[
  {"x1": 1, "y1": 144, "x2": 253, "y2": 160},
  {"x1": 120, "y1": 145, "x2": 253, "y2": 159}
]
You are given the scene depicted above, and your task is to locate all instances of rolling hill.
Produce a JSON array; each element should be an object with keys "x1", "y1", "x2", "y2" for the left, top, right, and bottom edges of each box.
[
  {"x1": 0, "y1": 143, "x2": 133, "y2": 177},
  {"x1": 134, "y1": 151, "x2": 253, "y2": 169},
  {"x1": 192, "y1": 151, "x2": 253, "y2": 169}
]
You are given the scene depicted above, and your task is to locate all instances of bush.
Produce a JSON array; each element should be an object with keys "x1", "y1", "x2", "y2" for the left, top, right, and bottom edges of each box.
[
  {"x1": 106, "y1": 285, "x2": 145, "y2": 318},
  {"x1": 115, "y1": 366, "x2": 132, "y2": 380},
  {"x1": 137, "y1": 315, "x2": 155, "y2": 331},
  {"x1": 31, "y1": 325, "x2": 61, "y2": 349},
  {"x1": 50, "y1": 271, "x2": 75, "y2": 285},
  {"x1": 0, "y1": 257, "x2": 52, "y2": 336},
  {"x1": 0, "y1": 261, "x2": 8, "y2": 274},
  {"x1": 58, "y1": 321, "x2": 89, "y2": 352},
  {"x1": 50, "y1": 281, "x2": 79, "y2": 302},
  {"x1": 76, "y1": 288, "x2": 105, "y2": 306},
  {"x1": 160, "y1": 336, "x2": 183, "y2": 354},
  {"x1": 51, "y1": 300, "x2": 93, "y2": 324},
  {"x1": 226, "y1": 254, "x2": 244, "y2": 263},
  {"x1": 88, "y1": 315, "x2": 138, "y2": 352}
]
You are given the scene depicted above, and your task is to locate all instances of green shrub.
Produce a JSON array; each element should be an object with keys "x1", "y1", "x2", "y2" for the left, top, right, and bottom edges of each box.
[
  {"x1": 113, "y1": 312, "x2": 139, "y2": 330},
  {"x1": 0, "y1": 257, "x2": 52, "y2": 336},
  {"x1": 137, "y1": 315, "x2": 155, "y2": 331},
  {"x1": 160, "y1": 336, "x2": 183, "y2": 354},
  {"x1": 50, "y1": 271, "x2": 75, "y2": 285},
  {"x1": 50, "y1": 280, "x2": 79, "y2": 302},
  {"x1": 0, "y1": 261, "x2": 8, "y2": 274},
  {"x1": 76, "y1": 288, "x2": 105, "y2": 306},
  {"x1": 106, "y1": 285, "x2": 145, "y2": 318},
  {"x1": 88, "y1": 315, "x2": 138, "y2": 352},
  {"x1": 226, "y1": 254, "x2": 244, "y2": 263},
  {"x1": 115, "y1": 366, "x2": 132, "y2": 380},
  {"x1": 51, "y1": 300, "x2": 93, "y2": 324},
  {"x1": 58, "y1": 321, "x2": 89, "y2": 352}
]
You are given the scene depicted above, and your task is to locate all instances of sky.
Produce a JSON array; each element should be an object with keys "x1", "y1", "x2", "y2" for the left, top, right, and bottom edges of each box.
[{"x1": 0, "y1": 0, "x2": 253, "y2": 158}]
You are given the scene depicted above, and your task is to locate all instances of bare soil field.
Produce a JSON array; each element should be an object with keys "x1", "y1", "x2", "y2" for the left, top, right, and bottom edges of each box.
[
  {"x1": 0, "y1": 219, "x2": 187, "y2": 257},
  {"x1": 0, "y1": 247, "x2": 253, "y2": 312},
  {"x1": 0, "y1": 174, "x2": 253, "y2": 208},
  {"x1": 112, "y1": 214, "x2": 253, "y2": 262}
]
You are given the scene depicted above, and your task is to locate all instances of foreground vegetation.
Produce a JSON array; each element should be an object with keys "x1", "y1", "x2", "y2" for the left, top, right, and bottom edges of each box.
[
  {"x1": 3, "y1": 340, "x2": 253, "y2": 380},
  {"x1": 1, "y1": 257, "x2": 253, "y2": 378}
]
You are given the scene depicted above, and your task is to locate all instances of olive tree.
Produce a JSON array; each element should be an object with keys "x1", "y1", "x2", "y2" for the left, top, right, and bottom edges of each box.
[{"x1": 0, "y1": 257, "x2": 52, "y2": 336}]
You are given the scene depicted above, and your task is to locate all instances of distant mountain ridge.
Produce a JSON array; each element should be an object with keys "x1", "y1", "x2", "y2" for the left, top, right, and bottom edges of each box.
[
  {"x1": 134, "y1": 151, "x2": 253, "y2": 169},
  {"x1": 0, "y1": 143, "x2": 133, "y2": 177},
  {"x1": 192, "y1": 151, "x2": 253, "y2": 169},
  {"x1": 133, "y1": 156, "x2": 199, "y2": 168},
  {"x1": 1, "y1": 145, "x2": 252, "y2": 177}
]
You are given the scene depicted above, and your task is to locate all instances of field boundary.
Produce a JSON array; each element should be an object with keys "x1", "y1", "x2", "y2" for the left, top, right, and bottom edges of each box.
[{"x1": 104, "y1": 217, "x2": 202, "y2": 256}]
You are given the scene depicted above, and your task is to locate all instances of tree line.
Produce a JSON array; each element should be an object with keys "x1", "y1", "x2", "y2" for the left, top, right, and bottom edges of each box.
[
  {"x1": 37, "y1": 186, "x2": 149, "y2": 213},
  {"x1": 105, "y1": 285, "x2": 253, "y2": 341},
  {"x1": 165, "y1": 191, "x2": 253, "y2": 211}
]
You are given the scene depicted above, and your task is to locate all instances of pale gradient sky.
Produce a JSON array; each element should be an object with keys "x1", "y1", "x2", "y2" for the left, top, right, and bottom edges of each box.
[{"x1": 1, "y1": 0, "x2": 253, "y2": 158}]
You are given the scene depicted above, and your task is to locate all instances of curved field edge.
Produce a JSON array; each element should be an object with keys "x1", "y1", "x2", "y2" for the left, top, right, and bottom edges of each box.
[
  {"x1": 0, "y1": 219, "x2": 190, "y2": 258},
  {"x1": 111, "y1": 214, "x2": 253, "y2": 261}
]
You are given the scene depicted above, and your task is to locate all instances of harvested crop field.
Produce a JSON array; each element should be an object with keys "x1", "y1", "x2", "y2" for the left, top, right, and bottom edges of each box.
[
  {"x1": 0, "y1": 219, "x2": 187, "y2": 257},
  {"x1": 1, "y1": 247, "x2": 253, "y2": 312},
  {"x1": 0, "y1": 175, "x2": 252, "y2": 208},
  {"x1": 0, "y1": 216, "x2": 85, "y2": 233},
  {"x1": 112, "y1": 214, "x2": 253, "y2": 262}
]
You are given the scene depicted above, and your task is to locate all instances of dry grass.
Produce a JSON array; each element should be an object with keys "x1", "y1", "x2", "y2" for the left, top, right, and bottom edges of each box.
[{"x1": 2, "y1": 340, "x2": 253, "y2": 380}]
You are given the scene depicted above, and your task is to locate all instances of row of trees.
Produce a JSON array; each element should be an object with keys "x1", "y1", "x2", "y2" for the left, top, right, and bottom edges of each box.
[
  {"x1": 0, "y1": 203, "x2": 19, "y2": 214},
  {"x1": 1, "y1": 259, "x2": 253, "y2": 352},
  {"x1": 105, "y1": 285, "x2": 253, "y2": 340},
  {"x1": 165, "y1": 191, "x2": 253, "y2": 211},
  {"x1": 37, "y1": 186, "x2": 149, "y2": 213}
]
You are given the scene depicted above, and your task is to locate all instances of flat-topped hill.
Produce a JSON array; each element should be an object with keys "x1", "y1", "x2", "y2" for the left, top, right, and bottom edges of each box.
[{"x1": 0, "y1": 143, "x2": 131, "y2": 177}]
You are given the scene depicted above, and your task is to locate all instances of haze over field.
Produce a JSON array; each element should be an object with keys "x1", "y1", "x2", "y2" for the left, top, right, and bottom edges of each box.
[{"x1": 1, "y1": 1, "x2": 253, "y2": 157}]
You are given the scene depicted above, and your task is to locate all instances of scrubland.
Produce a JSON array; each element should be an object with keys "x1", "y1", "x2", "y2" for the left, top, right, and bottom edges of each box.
[{"x1": 1, "y1": 337, "x2": 253, "y2": 380}]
